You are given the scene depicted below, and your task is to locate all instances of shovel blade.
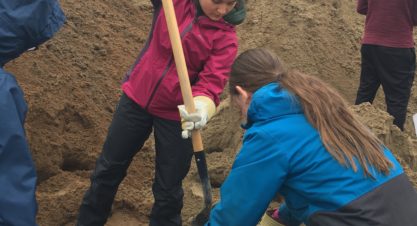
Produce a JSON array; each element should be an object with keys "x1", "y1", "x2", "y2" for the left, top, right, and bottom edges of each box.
[
  {"x1": 192, "y1": 206, "x2": 211, "y2": 226},
  {"x1": 192, "y1": 151, "x2": 212, "y2": 225}
]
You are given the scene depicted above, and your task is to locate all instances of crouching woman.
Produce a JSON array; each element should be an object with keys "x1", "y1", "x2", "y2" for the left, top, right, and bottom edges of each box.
[{"x1": 205, "y1": 48, "x2": 417, "y2": 226}]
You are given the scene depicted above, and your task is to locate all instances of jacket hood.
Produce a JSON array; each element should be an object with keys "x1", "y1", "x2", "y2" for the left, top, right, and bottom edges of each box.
[
  {"x1": 246, "y1": 83, "x2": 304, "y2": 126},
  {"x1": 194, "y1": 0, "x2": 246, "y2": 26},
  {"x1": 223, "y1": 0, "x2": 246, "y2": 25},
  {"x1": 0, "y1": 0, "x2": 66, "y2": 66}
]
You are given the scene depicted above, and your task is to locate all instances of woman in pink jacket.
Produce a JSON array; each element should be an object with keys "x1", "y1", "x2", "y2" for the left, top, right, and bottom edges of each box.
[{"x1": 77, "y1": 0, "x2": 245, "y2": 226}]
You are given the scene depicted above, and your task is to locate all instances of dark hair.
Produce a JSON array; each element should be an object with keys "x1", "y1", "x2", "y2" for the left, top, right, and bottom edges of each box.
[
  {"x1": 229, "y1": 48, "x2": 392, "y2": 177},
  {"x1": 229, "y1": 48, "x2": 285, "y2": 95}
]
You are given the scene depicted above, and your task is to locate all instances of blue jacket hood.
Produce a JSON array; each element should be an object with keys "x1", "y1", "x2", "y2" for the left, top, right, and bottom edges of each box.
[
  {"x1": 0, "y1": 0, "x2": 65, "y2": 66},
  {"x1": 246, "y1": 83, "x2": 303, "y2": 126}
]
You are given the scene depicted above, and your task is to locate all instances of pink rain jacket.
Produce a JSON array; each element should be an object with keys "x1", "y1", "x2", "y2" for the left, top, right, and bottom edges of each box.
[{"x1": 122, "y1": 0, "x2": 238, "y2": 120}]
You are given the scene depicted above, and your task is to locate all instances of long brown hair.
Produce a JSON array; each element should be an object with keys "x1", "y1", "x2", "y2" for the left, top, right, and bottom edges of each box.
[{"x1": 229, "y1": 48, "x2": 392, "y2": 177}]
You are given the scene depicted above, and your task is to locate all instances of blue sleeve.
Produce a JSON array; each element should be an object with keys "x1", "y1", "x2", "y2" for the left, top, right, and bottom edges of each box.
[
  {"x1": 0, "y1": 71, "x2": 38, "y2": 226},
  {"x1": 278, "y1": 203, "x2": 303, "y2": 226},
  {"x1": 206, "y1": 129, "x2": 289, "y2": 226}
]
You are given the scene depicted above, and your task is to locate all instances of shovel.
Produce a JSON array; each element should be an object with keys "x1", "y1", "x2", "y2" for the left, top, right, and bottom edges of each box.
[{"x1": 161, "y1": 0, "x2": 212, "y2": 225}]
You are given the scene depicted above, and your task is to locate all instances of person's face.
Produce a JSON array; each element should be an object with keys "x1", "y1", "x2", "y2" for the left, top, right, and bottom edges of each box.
[
  {"x1": 199, "y1": 0, "x2": 237, "y2": 21},
  {"x1": 232, "y1": 85, "x2": 252, "y2": 125}
]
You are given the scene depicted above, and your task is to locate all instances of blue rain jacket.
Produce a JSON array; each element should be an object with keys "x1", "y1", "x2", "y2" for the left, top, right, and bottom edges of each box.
[
  {"x1": 0, "y1": 1, "x2": 65, "y2": 225},
  {"x1": 206, "y1": 83, "x2": 417, "y2": 226}
]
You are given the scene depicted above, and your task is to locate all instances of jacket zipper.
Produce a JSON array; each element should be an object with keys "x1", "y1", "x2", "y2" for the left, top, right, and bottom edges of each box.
[{"x1": 144, "y1": 20, "x2": 195, "y2": 110}]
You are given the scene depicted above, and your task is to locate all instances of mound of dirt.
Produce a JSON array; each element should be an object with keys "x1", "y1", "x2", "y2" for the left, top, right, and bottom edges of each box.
[
  {"x1": 351, "y1": 103, "x2": 417, "y2": 172},
  {"x1": 3, "y1": 0, "x2": 416, "y2": 225}
]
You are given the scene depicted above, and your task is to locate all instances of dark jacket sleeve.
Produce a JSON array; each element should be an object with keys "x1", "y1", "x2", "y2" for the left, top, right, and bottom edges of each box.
[
  {"x1": 0, "y1": 70, "x2": 37, "y2": 226},
  {"x1": 357, "y1": 0, "x2": 368, "y2": 15},
  {"x1": 0, "y1": 0, "x2": 65, "y2": 66}
]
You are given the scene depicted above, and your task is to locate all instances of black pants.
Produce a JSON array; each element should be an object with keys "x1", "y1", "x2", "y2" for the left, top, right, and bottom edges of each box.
[
  {"x1": 77, "y1": 93, "x2": 193, "y2": 226},
  {"x1": 355, "y1": 44, "x2": 416, "y2": 130}
]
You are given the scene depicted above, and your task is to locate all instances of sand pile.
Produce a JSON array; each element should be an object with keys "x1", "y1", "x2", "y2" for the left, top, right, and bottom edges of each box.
[
  {"x1": 352, "y1": 103, "x2": 417, "y2": 172},
  {"x1": 3, "y1": 0, "x2": 416, "y2": 225}
]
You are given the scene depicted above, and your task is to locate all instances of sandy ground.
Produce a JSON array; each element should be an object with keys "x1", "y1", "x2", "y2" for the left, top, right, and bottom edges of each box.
[{"x1": 4, "y1": 0, "x2": 417, "y2": 225}]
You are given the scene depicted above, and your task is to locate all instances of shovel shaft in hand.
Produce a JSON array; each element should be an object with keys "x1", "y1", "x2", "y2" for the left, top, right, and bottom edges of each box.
[
  {"x1": 161, "y1": 0, "x2": 213, "y2": 220},
  {"x1": 161, "y1": 0, "x2": 203, "y2": 152}
]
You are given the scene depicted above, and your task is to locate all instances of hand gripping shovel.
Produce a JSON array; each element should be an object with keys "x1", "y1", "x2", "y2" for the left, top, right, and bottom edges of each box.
[{"x1": 161, "y1": 0, "x2": 212, "y2": 225}]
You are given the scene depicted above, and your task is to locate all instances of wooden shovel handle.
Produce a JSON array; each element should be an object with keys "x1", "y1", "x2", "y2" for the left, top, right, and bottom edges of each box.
[{"x1": 161, "y1": 0, "x2": 204, "y2": 152}]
